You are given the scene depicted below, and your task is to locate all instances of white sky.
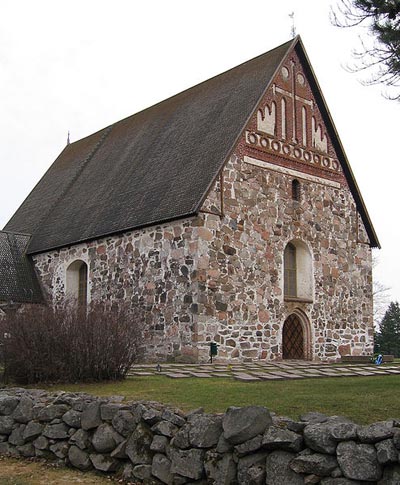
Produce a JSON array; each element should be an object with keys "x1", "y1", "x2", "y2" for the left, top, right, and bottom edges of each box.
[{"x1": 0, "y1": 0, "x2": 398, "y2": 309}]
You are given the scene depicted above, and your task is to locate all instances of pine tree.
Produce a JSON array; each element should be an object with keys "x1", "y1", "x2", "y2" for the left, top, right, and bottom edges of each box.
[
  {"x1": 332, "y1": 0, "x2": 400, "y2": 99},
  {"x1": 375, "y1": 301, "x2": 400, "y2": 356}
]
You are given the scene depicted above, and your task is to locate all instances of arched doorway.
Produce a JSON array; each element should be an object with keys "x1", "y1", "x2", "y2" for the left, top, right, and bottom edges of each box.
[{"x1": 282, "y1": 313, "x2": 305, "y2": 359}]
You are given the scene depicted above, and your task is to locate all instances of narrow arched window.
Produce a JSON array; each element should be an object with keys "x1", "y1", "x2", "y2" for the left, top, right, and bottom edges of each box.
[
  {"x1": 78, "y1": 263, "x2": 88, "y2": 307},
  {"x1": 66, "y1": 260, "x2": 88, "y2": 308},
  {"x1": 292, "y1": 179, "x2": 301, "y2": 202},
  {"x1": 283, "y1": 240, "x2": 313, "y2": 301},
  {"x1": 284, "y1": 243, "x2": 297, "y2": 297}
]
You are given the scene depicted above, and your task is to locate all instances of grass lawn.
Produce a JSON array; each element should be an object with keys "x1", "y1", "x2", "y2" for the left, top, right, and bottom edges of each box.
[{"x1": 41, "y1": 374, "x2": 400, "y2": 424}]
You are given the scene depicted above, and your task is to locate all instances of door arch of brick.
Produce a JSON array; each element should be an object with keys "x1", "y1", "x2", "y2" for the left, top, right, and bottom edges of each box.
[{"x1": 282, "y1": 310, "x2": 312, "y2": 360}]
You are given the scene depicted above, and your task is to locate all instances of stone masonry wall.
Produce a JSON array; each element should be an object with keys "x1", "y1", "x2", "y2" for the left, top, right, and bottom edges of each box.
[
  {"x1": 32, "y1": 149, "x2": 373, "y2": 364},
  {"x1": 32, "y1": 218, "x2": 203, "y2": 362},
  {"x1": 196, "y1": 153, "x2": 373, "y2": 362},
  {"x1": 32, "y1": 152, "x2": 373, "y2": 365},
  {"x1": 1, "y1": 388, "x2": 399, "y2": 484}
]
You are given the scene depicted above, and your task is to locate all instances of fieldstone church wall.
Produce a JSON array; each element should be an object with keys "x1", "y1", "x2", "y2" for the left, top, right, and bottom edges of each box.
[
  {"x1": 193, "y1": 153, "x2": 373, "y2": 362},
  {"x1": 32, "y1": 149, "x2": 373, "y2": 363},
  {"x1": 33, "y1": 218, "x2": 200, "y2": 361},
  {"x1": 1, "y1": 388, "x2": 399, "y2": 484}
]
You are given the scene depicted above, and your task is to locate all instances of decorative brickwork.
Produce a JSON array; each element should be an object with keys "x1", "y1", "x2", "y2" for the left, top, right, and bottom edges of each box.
[{"x1": 237, "y1": 49, "x2": 345, "y2": 186}]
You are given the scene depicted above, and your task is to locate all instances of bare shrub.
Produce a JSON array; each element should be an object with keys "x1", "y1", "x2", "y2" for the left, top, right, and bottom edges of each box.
[{"x1": 0, "y1": 302, "x2": 145, "y2": 384}]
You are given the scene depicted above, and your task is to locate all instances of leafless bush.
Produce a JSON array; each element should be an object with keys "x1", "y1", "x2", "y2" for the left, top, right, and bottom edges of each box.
[{"x1": 0, "y1": 302, "x2": 145, "y2": 384}]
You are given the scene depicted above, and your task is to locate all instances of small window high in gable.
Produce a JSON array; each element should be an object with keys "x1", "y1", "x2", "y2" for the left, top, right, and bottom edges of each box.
[{"x1": 292, "y1": 179, "x2": 301, "y2": 202}]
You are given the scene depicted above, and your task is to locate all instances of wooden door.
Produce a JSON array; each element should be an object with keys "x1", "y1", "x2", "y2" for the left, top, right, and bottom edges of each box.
[{"x1": 282, "y1": 314, "x2": 304, "y2": 359}]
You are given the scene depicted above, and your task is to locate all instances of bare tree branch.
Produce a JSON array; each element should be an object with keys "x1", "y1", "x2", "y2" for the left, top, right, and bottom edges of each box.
[
  {"x1": 331, "y1": 0, "x2": 400, "y2": 100},
  {"x1": 372, "y1": 254, "x2": 391, "y2": 327}
]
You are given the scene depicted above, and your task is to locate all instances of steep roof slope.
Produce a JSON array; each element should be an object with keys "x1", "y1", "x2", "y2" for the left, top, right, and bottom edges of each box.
[
  {"x1": 5, "y1": 40, "x2": 293, "y2": 254},
  {"x1": 0, "y1": 231, "x2": 43, "y2": 304},
  {"x1": 4, "y1": 37, "x2": 379, "y2": 251}
]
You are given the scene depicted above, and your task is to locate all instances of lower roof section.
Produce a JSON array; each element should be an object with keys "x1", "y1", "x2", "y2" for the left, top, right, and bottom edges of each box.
[{"x1": 0, "y1": 231, "x2": 43, "y2": 304}]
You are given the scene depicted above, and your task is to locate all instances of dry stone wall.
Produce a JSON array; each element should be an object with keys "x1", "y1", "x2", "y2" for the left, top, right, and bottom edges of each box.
[{"x1": 1, "y1": 388, "x2": 399, "y2": 484}]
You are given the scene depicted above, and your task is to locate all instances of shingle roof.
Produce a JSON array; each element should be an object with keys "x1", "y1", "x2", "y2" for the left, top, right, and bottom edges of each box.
[
  {"x1": 4, "y1": 39, "x2": 294, "y2": 253},
  {"x1": 0, "y1": 231, "x2": 43, "y2": 304},
  {"x1": 4, "y1": 37, "x2": 379, "y2": 251}
]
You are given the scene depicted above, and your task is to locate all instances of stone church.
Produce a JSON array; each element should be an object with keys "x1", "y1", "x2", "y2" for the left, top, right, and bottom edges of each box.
[{"x1": 0, "y1": 37, "x2": 379, "y2": 363}]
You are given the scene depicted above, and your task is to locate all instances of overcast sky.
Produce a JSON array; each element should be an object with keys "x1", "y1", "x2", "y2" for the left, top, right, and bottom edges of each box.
[{"x1": 1, "y1": 0, "x2": 398, "y2": 310}]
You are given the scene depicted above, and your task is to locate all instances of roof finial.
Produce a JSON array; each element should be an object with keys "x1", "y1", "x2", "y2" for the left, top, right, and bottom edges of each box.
[
  {"x1": 67, "y1": 130, "x2": 70, "y2": 145},
  {"x1": 289, "y1": 12, "x2": 296, "y2": 39}
]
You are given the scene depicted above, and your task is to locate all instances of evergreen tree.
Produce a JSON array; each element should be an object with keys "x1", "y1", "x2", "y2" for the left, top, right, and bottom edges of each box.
[
  {"x1": 332, "y1": 0, "x2": 400, "y2": 100},
  {"x1": 375, "y1": 301, "x2": 400, "y2": 356}
]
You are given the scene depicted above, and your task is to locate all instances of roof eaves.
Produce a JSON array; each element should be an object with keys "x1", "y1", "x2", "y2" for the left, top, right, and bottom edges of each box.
[{"x1": 27, "y1": 211, "x2": 199, "y2": 255}]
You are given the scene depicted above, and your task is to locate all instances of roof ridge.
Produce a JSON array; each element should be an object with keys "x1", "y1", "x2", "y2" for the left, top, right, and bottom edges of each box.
[{"x1": 70, "y1": 39, "x2": 296, "y2": 143}]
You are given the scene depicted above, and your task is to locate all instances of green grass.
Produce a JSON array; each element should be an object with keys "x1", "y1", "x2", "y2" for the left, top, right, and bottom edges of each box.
[{"x1": 41, "y1": 374, "x2": 400, "y2": 424}]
